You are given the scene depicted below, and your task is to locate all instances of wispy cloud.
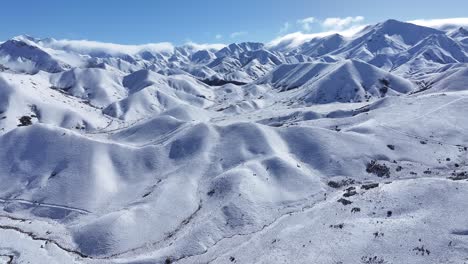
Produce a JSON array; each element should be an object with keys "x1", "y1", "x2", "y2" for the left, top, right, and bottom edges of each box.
[
  {"x1": 295, "y1": 16, "x2": 365, "y2": 32},
  {"x1": 215, "y1": 34, "x2": 223, "y2": 40},
  {"x1": 279, "y1": 22, "x2": 291, "y2": 34},
  {"x1": 267, "y1": 25, "x2": 365, "y2": 50},
  {"x1": 297, "y1": 17, "x2": 316, "y2": 32},
  {"x1": 41, "y1": 39, "x2": 175, "y2": 55},
  {"x1": 408, "y1": 17, "x2": 468, "y2": 29},
  {"x1": 270, "y1": 16, "x2": 366, "y2": 50},
  {"x1": 185, "y1": 41, "x2": 226, "y2": 51},
  {"x1": 321, "y1": 16, "x2": 365, "y2": 30},
  {"x1": 230, "y1": 31, "x2": 248, "y2": 38}
]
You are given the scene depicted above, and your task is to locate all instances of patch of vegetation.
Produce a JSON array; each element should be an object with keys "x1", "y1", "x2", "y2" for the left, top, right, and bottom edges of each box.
[
  {"x1": 18, "y1": 116, "x2": 32, "y2": 127},
  {"x1": 330, "y1": 223, "x2": 344, "y2": 229},
  {"x1": 379, "y1": 86, "x2": 388, "y2": 96},
  {"x1": 379, "y1": 78, "x2": 390, "y2": 87},
  {"x1": 337, "y1": 198, "x2": 353, "y2": 205},
  {"x1": 49, "y1": 171, "x2": 58, "y2": 179},
  {"x1": 361, "y1": 256, "x2": 387, "y2": 264},
  {"x1": 361, "y1": 183, "x2": 379, "y2": 190},
  {"x1": 201, "y1": 78, "x2": 247, "y2": 86},
  {"x1": 343, "y1": 187, "x2": 357, "y2": 197},
  {"x1": 327, "y1": 178, "x2": 355, "y2": 189},
  {"x1": 413, "y1": 246, "x2": 430, "y2": 256},
  {"x1": 448, "y1": 171, "x2": 468, "y2": 181},
  {"x1": 412, "y1": 80, "x2": 434, "y2": 94},
  {"x1": 366, "y1": 160, "x2": 390, "y2": 178},
  {"x1": 378, "y1": 78, "x2": 390, "y2": 97},
  {"x1": 142, "y1": 191, "x2": 152, "y2": 198},
  {"x1": 373, "y1": 231, "x2": 384, "y2": 238}
]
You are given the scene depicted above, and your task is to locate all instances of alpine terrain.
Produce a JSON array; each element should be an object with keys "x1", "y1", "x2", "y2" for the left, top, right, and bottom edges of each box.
[{"x1": 0, "y1": 19, "x2": 468, "y2": 264}]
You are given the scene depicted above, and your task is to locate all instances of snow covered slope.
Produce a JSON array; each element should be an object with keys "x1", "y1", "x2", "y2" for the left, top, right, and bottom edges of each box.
[
  {"x1": 0, "y1": 38, "x2": 71, "y2": 73},
  {"x1": 0, "y1": 19, "x2": 468, "y2": 264},
  {"x1": 258, "y1": 60, "x2": 414, "y2": 104}
]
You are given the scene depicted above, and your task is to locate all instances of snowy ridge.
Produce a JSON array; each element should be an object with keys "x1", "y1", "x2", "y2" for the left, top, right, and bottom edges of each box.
[{"x1": 0, "y1": 19, "x2": 468, "y2": 264}]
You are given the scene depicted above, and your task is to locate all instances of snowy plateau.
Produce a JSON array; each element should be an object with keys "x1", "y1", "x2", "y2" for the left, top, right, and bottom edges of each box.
[{"x1": 0, "y1": 19, "x2": 468, "y2": 264}]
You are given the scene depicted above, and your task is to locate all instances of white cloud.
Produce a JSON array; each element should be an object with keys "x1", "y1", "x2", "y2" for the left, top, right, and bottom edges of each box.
[
  {"x1": 279, "y1": 22, "x2": 291, "y2": 34},
  {"x1": 297, "y1": 17, "x2": 316, "y2": 32},
  {"x1": 269, "y1": 16, "x2": 366, "y2": 50},
  {"x1": 267, "y1": 25, "x2": 366, "y2": 50},
  {"x1": 408, "y1": 17, "x2": 468, "y2": 29},
  {"x1": 184, "y1": 41, "x2": 226, "y2": 51},
  {"x1": 215, "y1": 34, "x2": 223, "y2": 40},
  {"x1": 40, "y1": 39, "x2": 175, "y2": 55},
  {"x1": 230, "y1": 31, "x2": 248, "y2": 38},
  {"x1": 322, "y1": 16, "x2": 364, "y2": 30},
  {"x1": 268, "y1": 16, "x2": 468, "y2": 51}
]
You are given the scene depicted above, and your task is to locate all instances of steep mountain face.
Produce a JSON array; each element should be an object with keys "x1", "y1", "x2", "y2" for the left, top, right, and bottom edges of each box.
[
  {"x1": 1, "y1": 19, "x2": 468, "y2": 264},
  {"x1": 206, "y1": 45, "x2": 288, "y2": 82},
  {"x1": 332, "y1": 20, "x2": 443, "y2": 60},
  {"x1": 215, "y1": 42, "x2": 264, "y2": 58},
  {"x1": 259, "y1": 60, "x2": 414, "y2": 104},
  {"x1": 0, "y1": 38, "x2": 70, "y2": 73},
  {"x1": 267, "y1": 19, "x2": 465, "y2": 75},
  {"x1": 448, "y1": 27, "x2": 468, "y2": 39},
  {"x1": 448, "y1": 27, "x2": 468, "y2": 52},
  {"x1": 190, "y1": 49, "x2": 216, "y2": 64},
  {"x1": 391, "y1": 33, "x2": 468, "y2": 75},
  {"x1": 409, "y1": 34, "x2": 467, "y2": 63},
  {"x1": 293, "y1": 33, "x2": 346, "y2": 57},
  {"x1": 416, "y1": 63, "x2": 468, "y2": 93}
]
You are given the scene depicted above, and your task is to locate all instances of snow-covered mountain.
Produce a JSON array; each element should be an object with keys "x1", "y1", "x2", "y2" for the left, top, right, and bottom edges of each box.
[
  {"x1": 1, "y1": 19, "x2": 468, "y2": 264},
  {"x1": 0, "y1": 37, "x2": 72, "y2": 73},
  {"x1": 258, "y1": 59, "x2": 414, "y2": 104},
  {"x1": 291, "y1": 33, "x2": 346, "y2": 57}
]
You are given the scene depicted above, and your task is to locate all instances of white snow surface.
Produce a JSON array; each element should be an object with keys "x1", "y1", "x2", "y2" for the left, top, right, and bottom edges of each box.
[{"x1": 0, "y1": 19, "x2": 468, "y2": 264}]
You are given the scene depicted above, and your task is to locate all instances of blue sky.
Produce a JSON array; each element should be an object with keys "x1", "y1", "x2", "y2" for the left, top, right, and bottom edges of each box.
[{"x1": 2, "y1": 0, "x2": 468, "y2": 45}]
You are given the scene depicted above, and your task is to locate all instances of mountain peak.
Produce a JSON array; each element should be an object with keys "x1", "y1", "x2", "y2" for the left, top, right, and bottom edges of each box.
[
  {"x1": 373, "y1": 19, "x2": 443, "y2": 36},
  {"x1": 343, "y1": 18, "x2": 444, "y2": 56},
  {"x1": 449, "y1": 27, "x2": 468, "y2": 38},
  {"x1": 379, "y1": 18, "x2": 404, "y2": 26},
  {"x1": 215, "y1": 42, "x2": 264, "y2": 58},
  {"x1": 12, "y1": 34, "x2": 39, "y2": 43}
]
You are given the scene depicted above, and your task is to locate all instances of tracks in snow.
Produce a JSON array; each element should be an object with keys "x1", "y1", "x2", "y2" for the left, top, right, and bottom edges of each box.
[
  {"x1": 0, "y1": 198, "x2": 91, "y2": 215},
  {"x1": 0, "y1": 224, "x2": 91, "y2": 259},
  {"x1": 0, "y1": 215, "x2": 91, "y2": 260}
]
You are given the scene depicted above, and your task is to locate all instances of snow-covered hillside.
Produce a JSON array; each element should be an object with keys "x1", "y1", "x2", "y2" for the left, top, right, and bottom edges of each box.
[{"x1": 0, "y1": 19, "x2": 467, "y2": 264}]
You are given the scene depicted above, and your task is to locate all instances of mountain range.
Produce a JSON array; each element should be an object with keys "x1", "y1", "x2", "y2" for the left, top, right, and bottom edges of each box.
[{"x1": 0, "y1": 19, "x2": 468, "y2": 264}]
